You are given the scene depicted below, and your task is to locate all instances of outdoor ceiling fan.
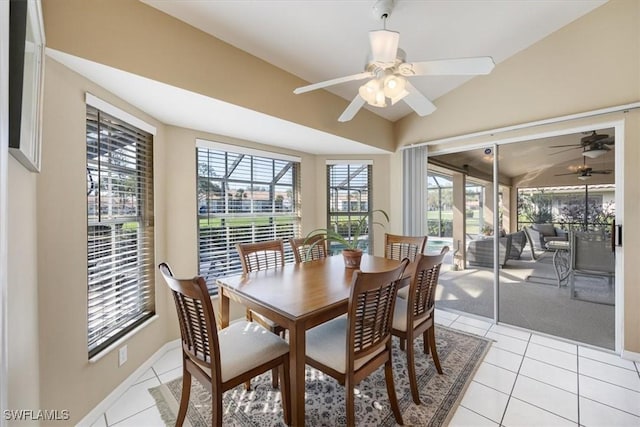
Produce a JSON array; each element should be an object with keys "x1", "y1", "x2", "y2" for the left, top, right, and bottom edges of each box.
[
  {"x1": 555, "y1": 157, "x2": 612, "y2": 181},
  {"x1": 293, "y1": 0, "x2": 495, "y2": 122},
  {"x1": 550, "y1": 131, "x2": 615, "y2": 159}
]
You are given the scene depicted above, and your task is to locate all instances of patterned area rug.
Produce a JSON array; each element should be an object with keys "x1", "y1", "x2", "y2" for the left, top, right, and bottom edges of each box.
[{"x1": 149, "y1": 326, "x2": 490, "y2": 426}]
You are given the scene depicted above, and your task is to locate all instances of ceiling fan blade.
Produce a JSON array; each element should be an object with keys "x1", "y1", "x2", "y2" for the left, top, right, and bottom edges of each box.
[
  {"x1": 591, "y1": 170, "x2": 613, "y2": 174},
  {"x1": 401, "y1": 57, "x2": 495, "y2": 76},
  {"x1": 555, "y1": 172, "x2": 580, "y2": 176},
  {"x1": 403, "y1": 82, "x2": 436, "y2": 117},
  {"x1": 338, "y1": 95, "x2": 366, "y2": 122},
  {"x1": 294, "y1": 72, "x2": 373, "y2": 95}
]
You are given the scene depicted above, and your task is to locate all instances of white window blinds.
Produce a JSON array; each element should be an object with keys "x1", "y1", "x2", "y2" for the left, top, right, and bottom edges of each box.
[
  {"x1": 86, "y1": 105, "x2": 155, "y2": 358},
  {"x1": 326, "y1": 162, "x2": 373, "y2": 254},
  {"x1": 197, "y1": 143, "x2": 301, "y2": 292}
]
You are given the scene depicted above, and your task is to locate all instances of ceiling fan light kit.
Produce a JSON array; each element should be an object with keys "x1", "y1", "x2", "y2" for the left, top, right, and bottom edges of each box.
[
  {"x1": 369, "y1": 29, "x2": 400, "y2": 64},
  {"x1": 293, "y1": 0, "x2": 495, "y2": 122}
]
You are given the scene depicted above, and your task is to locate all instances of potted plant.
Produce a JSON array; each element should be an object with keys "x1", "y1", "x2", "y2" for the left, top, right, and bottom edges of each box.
[{"x1": 303, "y1": 209, "x2": 389, "y2": 268}]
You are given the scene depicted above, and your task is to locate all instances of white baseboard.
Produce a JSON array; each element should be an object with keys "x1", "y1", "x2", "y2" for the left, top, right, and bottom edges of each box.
[
  {"x1": 621, "y1": 349, "x2": 640, "y2": 363},
  {"x1": 76, "y1": 339, "x2": 180, "y2": 427}
]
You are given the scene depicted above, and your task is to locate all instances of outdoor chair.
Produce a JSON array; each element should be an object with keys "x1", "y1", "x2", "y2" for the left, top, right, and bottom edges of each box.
[
  {"x1": 466, "y1": 234, "x2": 511, "y2": 268},
  {"x1": 570, "y1": 231, "x2": 615, "y2": 304},
  {"x1": 524, "y1": 224, "x2": 568, "y2": 260},
  {"x1": 289, "y1": 235, "x2": 327, "y2": 263},
  {"x1": 236, "y1": 239, "x2": 286, "y2": 387},
  {"x1": 305, "y1": 259, "x2": 409, "y2": 426},
  {"x1": 392, "y1": 247, "x2": 448, "y2": 404},
  {"x1": 158, "y1": 263, "x2": 291, "y2": 426}
]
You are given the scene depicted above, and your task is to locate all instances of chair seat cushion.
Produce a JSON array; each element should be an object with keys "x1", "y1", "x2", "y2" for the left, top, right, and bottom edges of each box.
[
  {"x1": 306, "y1": 316, "x2": 383, "y2": 374},
  {"x1": 392, "y1": 297, "x2": 427, "y2": 332},
  {"x1": 216, "y1": 321, "x2": 289, "y2": 383}
]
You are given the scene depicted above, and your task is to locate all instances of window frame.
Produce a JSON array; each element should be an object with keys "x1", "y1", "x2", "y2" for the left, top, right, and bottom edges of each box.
[
  {"x1": 196, "y1": 140, "x2": 301, "y2": 293},
  {"x1": 326, "y1": 161, "x2": 374, "y2": 255},
  {"x1": 85, "y1": 95, "x2": 156, "y2": 359}
]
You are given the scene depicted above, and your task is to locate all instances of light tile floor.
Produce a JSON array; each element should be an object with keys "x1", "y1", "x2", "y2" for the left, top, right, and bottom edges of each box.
[{"x1": 90, "y1": 309, "x2": 640, "y2": 426}]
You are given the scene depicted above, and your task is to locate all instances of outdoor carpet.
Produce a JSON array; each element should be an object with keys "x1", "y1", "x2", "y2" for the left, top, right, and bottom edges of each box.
[{"x1": 148, "y1": 326, "x2": 491, "y2": 426}]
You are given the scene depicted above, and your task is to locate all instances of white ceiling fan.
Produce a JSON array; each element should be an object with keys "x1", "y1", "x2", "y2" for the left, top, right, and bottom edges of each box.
[{"x1": 293, "y1": 0, "x2": 496, "y2": 122}]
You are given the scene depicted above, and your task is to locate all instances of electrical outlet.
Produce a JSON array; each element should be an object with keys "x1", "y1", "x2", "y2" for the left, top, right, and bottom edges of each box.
[{"x1": 118, "y1": 345, "x2": 128, "y2": 366}]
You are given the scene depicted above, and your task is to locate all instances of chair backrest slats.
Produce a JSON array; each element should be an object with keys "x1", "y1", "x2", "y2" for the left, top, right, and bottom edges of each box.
[
  {"x1": 348, "y1": 259, "x2": 409, "y2": 362},
  {"x1": 159, "y1": 263, "x2": 220, "y2": 378},
  {"x1": 236, "y1": 240, "x2": 285, "y2": 273},
  {"x1": 289, "y1": 235, "x2": 327, "y2": 263},
  {"x1": 384, "y1": 234, "x2": 427, "y2": 262},
  {"x1": 410, "y1": 247, "x2": 449, "y2": 322}
]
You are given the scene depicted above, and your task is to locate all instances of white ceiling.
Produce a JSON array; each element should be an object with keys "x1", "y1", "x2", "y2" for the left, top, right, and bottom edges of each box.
[
  {"x1": 142, "y1": 0, "x2": 606, "y2": 122},
  {"x1": 49, "y1": 0, "x2": 607, "y2": 155}
]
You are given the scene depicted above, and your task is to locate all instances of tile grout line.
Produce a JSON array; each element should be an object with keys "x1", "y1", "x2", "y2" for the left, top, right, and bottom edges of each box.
[
  {"x1": 576, "y1": 346, "x2": 581, "y2": 427},
  {"x1": 456, "y1": 404, "x2": 502, "y2": 426},
  {"x1": 578, "y1": 353, "x2": 639, "y2": 372},
  {"x1": 490, "y1": 326, "x2": 529, "y2": 426},
  {"x1": 579, "y1": 393, "x2": 640, "y2": 419},
  {"x1": 578, "y1": 371, "x2": 640, "y2": 394}
]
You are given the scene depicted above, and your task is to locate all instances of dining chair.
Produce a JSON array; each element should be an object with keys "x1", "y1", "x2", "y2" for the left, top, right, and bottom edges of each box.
[
  {"x1": 305, "y1": 258, "x2": 409, "y2": 426},
  {"x1": 384, "y1": 233, "x2": 427, "y2": 262},
  {"x1": 289, "y1": 234, "x2": 327, "y2": 263},
  {"x1": 158, "y1": 263, "x2": 291, "y2": 426},
  {"x1": 236, "y1": 239, "x2": 286, "y2": 388},
  {"x1": 391, "y1": 246, "x2": 449, "y2": 405},
  {"x1": 385, "y1": 233, "x2": 427, "y2": 300}
]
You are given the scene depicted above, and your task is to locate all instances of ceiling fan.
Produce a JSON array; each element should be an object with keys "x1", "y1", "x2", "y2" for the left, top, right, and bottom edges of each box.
[
  {"x1": 549, "y1": 131, "x2": 615, "y2": 158},
  {"x1": 555, "y1": 157, "x2": 612, "y2": 181},
  {"x1": 293, "y1": 0, "x2": 495, "y2": 122}
]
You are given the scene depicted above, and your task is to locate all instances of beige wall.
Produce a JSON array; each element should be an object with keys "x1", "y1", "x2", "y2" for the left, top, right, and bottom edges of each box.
[
  {"x1": 7, "y1": 0, "x2": 640, "y2": 422},
  {"x1": 22, "y1": 57, "x2": 394, "y2": 422},
  {"x1": 33, "y1": 58, "x2": 172, "y2": 424},
  {"x1": 7, "y1": 156, "x2": 40, "y2": 424},
  {"x1": 398, "y1": 0, "x2": 639, "y2": 353},
  {"x1": 41, "y1": 0, "x2": 395, "y2": 152}
]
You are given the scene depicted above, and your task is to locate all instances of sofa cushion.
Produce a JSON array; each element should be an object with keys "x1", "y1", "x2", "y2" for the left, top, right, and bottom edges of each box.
[{"x1": 532, "y1": 224, "x2": 556, "y2": 236}]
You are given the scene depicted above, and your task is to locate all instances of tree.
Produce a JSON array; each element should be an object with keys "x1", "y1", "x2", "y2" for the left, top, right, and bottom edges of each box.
[{"x1": 518, "y1": 190, "x2": 552, "y2": 224}]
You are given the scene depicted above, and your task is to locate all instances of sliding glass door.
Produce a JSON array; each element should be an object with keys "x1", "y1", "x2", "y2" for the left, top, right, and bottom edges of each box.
[
  {"x1": 498, "y1": 134, "x2": 616, "y2": 349},
  {"x1": 428, "y1": 147, "x2": 496, "y2": 321},
  {"x1": 428, "y1": 128, "x2": 618, "y2": 350}
]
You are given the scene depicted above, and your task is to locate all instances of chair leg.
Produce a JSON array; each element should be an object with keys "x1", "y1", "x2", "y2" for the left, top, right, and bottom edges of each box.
[
  {"x1": 212, "y1": 388, "x2": 223, "y2": 427},
  {"x1": 406, "y1": 337, "x2": 421, "y2": 405},
  {"x1": 428, "y1": 327, "x2": 443, "y2": 374},
  {"x1": 423, "y1": 330, "x2": 430, "y2": 355},
  {"x1": 345, "y1": 376, "x2": 356, "y2": 427},
  {"x1": 176, "y1": 369, "x2": 191, "y2": 426},
  {"x1": 384, "y1": 356, "x2": 404, "y2": 425},
  {"x1": 399, "y1": 337, "x2": 406, "y2": 351},
  {"x1": 280, "y1": 356, "x2": 291, "y2": 426},
  {"x1": 272, "y1": 367, "x2": 279, "y2": 389},
  {"x1": 244, "y1": 380, "x2": 251, "y2": 391}
]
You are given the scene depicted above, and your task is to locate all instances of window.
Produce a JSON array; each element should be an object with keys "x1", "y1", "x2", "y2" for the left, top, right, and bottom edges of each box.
[
  {"x1": 197, "y1": 140, "x2": 301, "y2": 291},
  {"x1": 326, "y1": 161, "x2": 372, "y2": 255},
  {"x1": 86, "y1": 101, "x2": 155, "y2": 358}
]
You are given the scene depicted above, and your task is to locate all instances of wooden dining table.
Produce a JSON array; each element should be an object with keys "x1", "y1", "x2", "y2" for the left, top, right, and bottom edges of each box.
[{"x1": 216, "y1": 254, "x2": 404, "y2": 426}]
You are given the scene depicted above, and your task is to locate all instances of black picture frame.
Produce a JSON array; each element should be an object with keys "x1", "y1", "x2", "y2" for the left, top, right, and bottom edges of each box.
[{"x1": 9, "y1": 0, "x2": 45, "y2": 172}]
